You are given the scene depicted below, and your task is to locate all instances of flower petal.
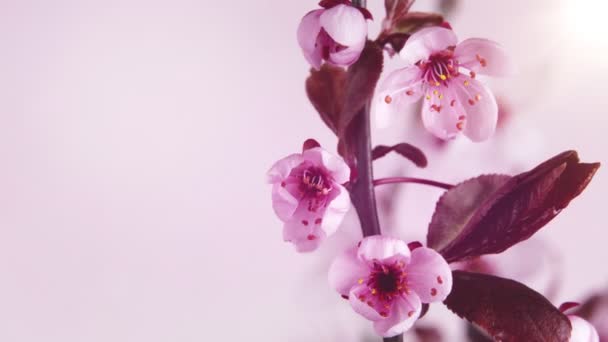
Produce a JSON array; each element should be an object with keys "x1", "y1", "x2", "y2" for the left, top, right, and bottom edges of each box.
[
  {"x1": 271, "y1": 183, "x2": 299, "y2": 221},
  {"x1": 406, "y1": 247, "x2": 452, "y2": 303},
  {"x1": 455, "y1": 38, "x2": 512, "y2": 77},
  {"x1": 373, "y1": 294, "x2": 422, "y2": 337},
  {"x1": 420, "y1": 84, "x2": 463, "y2": 140},
  {"x1": 328, "y1": 38, "x2": 365, "y2": 67},
  {"x1": 297, "y1": 10, "x2": 324, "y2": 69},
  {"x1": 568, "y1": 316, "x2": 600, "y2": 342},
  {"x1": 328, "y1": 246, "x2": 368, "y2": 296},
  {"x1": 400, "y1": 27, "x2": 458, "y2": 65},
  {"x1": 302, "y1": 147, "x2": 350, "y2": 184},
  {"x1": 452, "y1": 75, "x2": 498, "y2": 142},
  {"x1": 375, "y1": 66, "x2": 424, "y2": 127},
  {"x1": 282, "y1": 205, "x2": 327, "y2": 253},
  {"x1": 320, "y1": 185, "x2": 350, "y2": 236},
  {"x1": 357, "y1": 236, "x2": 410, "y2": 262},
  {"x1": 348, "y1": 284, "x2": 384, "y2": 321},
  {"x1": 267, "y1": 153, "x2": 304, "y2": 184},
  {"x1": 282, "y1": 221, "x2": 326, "y2": 253},
  {"x1": 320, "y1": 4, "x2": 367, "y2": 47}
]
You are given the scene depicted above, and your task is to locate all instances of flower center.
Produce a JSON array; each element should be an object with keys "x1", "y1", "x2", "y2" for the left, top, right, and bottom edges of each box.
[
  {"x1": 367, "y1": 260, "x2": 409, "y2": 302},
  {"x1": 301, "y1": 167, "x2": 331, "y2": 197},
  {"x1": 419, "y1": 50, "x2": 459, "y2": 86}
]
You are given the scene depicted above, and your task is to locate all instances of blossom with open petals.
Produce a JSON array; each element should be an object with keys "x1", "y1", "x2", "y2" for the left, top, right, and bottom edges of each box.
[
  {"x1": 377, "y1": 26, "x2": 510, "y2": 141},
  {"x1": 297, "y1": 2, "x2": 369, "y2": 69},
  {"x1": 267, "y1": 142, "x2": 350, "y2": 252},
  {"x1": 328, "y1": 236, "x2": 452, "y2": 337}
]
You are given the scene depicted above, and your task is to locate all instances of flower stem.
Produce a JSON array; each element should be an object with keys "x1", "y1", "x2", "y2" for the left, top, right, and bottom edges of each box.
[
  {"x1": 349, "y1": 102, "x2": 381, "y2": 237},
  {"x1": 373, "y1": 177, "x2": 454, "y2": 190},
  {"x1": 348, "y1": 4, "x2": 396, "y2": 342},
  {"x1": 383, "y1": 336, "x2": 403, "y2": 342}
]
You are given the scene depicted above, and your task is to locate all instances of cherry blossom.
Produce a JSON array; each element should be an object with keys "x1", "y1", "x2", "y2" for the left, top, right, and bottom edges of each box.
[
  {"x1": 377, "y1": 26, "x2": 510, "y2": 141},
  {"x1": 297, "y1": 2, "x2": 369, "y2": 69},
  {"x1": 267, "y1": 142, "x2": 350, "y2": 252},
  {"x1": 328, "y1": 236, "x2": 452, "y2": 336}
]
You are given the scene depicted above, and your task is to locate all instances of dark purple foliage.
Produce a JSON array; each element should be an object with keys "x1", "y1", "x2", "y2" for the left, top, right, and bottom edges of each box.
[
  {"x1": 427, "y1": 174, "x2": 511, "y2": 253},
  {"x1": 428, "y1": 151, "x2": 600, "y2": 263},
  {"x1": 372, "y1": 143, "x2": 428, "y2": 167},
  {"x1": 306, "y1": 41, "x2": 383, "y2": 163},
  {"x1": 444, "y1": 271, "x2": 572, "y2": 342}
]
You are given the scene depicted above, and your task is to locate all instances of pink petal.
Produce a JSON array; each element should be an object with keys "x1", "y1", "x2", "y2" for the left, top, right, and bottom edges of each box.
[
  {"x1": 297, "y1": 10, "x2": 324, "y2": 69},
  {"x1": 375, "y1": 66, "x2": 424, "y2": 126},
  {"x1": 282, "y1": 206, "x2": 327, "y2": 253},
  {"x1": 328, "y1": 246, "x2": 368, "y2": 296},
  {"x1": 328, "y1": 38, "x2": 365, "y2": 67},
  {"x1": 569, "y1": 316, "x2": 600, "y2": 342},
  {"x1": 451, "y1": 75, "x2": 498, "y2": 142},
  {"x1": 406, "y1": 247, "x2": 453, "y2": 303},
  {"x1": 400, "y1": 27, "x2": 458, "y2": 65},
  {"x1": 270, "y1": 183, "x2": 299, "y2": 221},
  {"x1": 357, "y1": 236, "x2": 410, "y2": 262},
  {"x1": 320, "y1": 185, "x2": 350, "y2": 236},
  {"x1": 455, "y1": 38, "x2": 512, "y2": 77},
  {"x1": 348, "y1": 284, "x2": 384, "y2": 321},
  {"x1": 319, "y1": 4, "x2": 367, "y2": 47},
  {"x1": 267, "y1": 153, "x2": 304, "y2": 184},
  {"x1": 373, "y1": 294, "x2": 422, "y2": 337},
  {"x1": 420, "y1": 84, "x2": 463, "y2": 140},
  {"x1": 302, "y1": 147, "x2": 350, "y2": 184}
]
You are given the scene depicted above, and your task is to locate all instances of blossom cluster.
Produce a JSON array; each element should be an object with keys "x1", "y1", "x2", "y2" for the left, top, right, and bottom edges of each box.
[{"x1": 266, "y1": 0, "x2": 601, "y2": 340}]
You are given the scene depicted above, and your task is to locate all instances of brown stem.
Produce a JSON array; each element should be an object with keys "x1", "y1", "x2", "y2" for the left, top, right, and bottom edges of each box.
[
  {"x1": 348, "y1": 2, "x2": 399, "y2": 342},
  {"x1": 349, "y1": 103, "x2": 381, "y2": 237},
  {"x1": 382, "y1": 335, "x2": 403, "y2": 342}
]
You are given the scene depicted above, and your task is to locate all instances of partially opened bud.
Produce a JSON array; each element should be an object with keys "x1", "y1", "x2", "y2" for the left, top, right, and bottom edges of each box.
[{"x1": 297, "y1": 2, "x2": 369, "y2": 69}]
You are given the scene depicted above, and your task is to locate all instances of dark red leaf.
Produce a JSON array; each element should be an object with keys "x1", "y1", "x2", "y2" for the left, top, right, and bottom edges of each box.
[
  {"x1": 305, "y1": 41, "x2": 382, "y2": 161},
  {"x1": 428, "y1": 151, "x2": 600, "y2": 263},
  {"x1": 383, "y1": 33, "x2": 410, "y2": 55},
  {"x1": 339, "y1": 41, "x2": 383, "y2": 136},
  {"x1": 305, "y1": 64, "x2": 346, "y2": 136},
  {"x1": 384, "y1": 0, "x2": 414, "y2": 23},
  {"x1": 394, "y1": 12, "x2": 445, "y2": 34},
  {"x1": 372, "y1": 143, "x2": 428, "y2": 167},
  {"x1": 444, "y1": 271, "x2": 572, "y2": 342},
  {"x1": 427, "y1": 175, "x2": 511, "y2": 252},
  {"x1": 466, "y1": 324, "x2": 493, "y2": 342},
  {"x1": 380, "y1": 2, "x2": 444, "y2": 51}
]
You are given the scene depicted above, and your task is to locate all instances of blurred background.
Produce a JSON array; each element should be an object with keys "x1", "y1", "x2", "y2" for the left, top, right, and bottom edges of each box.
[{"x1": 0, "y1": 0, "x2": 606, "y2": 341}]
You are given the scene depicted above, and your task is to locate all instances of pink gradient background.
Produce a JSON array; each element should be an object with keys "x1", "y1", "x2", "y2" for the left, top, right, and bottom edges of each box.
[{"x1": 0, "y1": 0, "x2": 606, "y2": 341}]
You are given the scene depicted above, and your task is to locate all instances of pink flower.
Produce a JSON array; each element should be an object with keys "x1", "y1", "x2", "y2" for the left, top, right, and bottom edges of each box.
[
  {"x1": 569, "y1": 315, "x2": 600, "y2": 342},
  {"x1": 328, "y1": 236, "x2": 452, "y2": 337},
  {"x1": 267, "y1": 142, "x2": 350, "y2": 252},
  {"x1": 297, "y1": 2, "x2": 369, "y2": 69},
  {"x1": 377, "y1": 27, "x2": 510, "y2": 142}
]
